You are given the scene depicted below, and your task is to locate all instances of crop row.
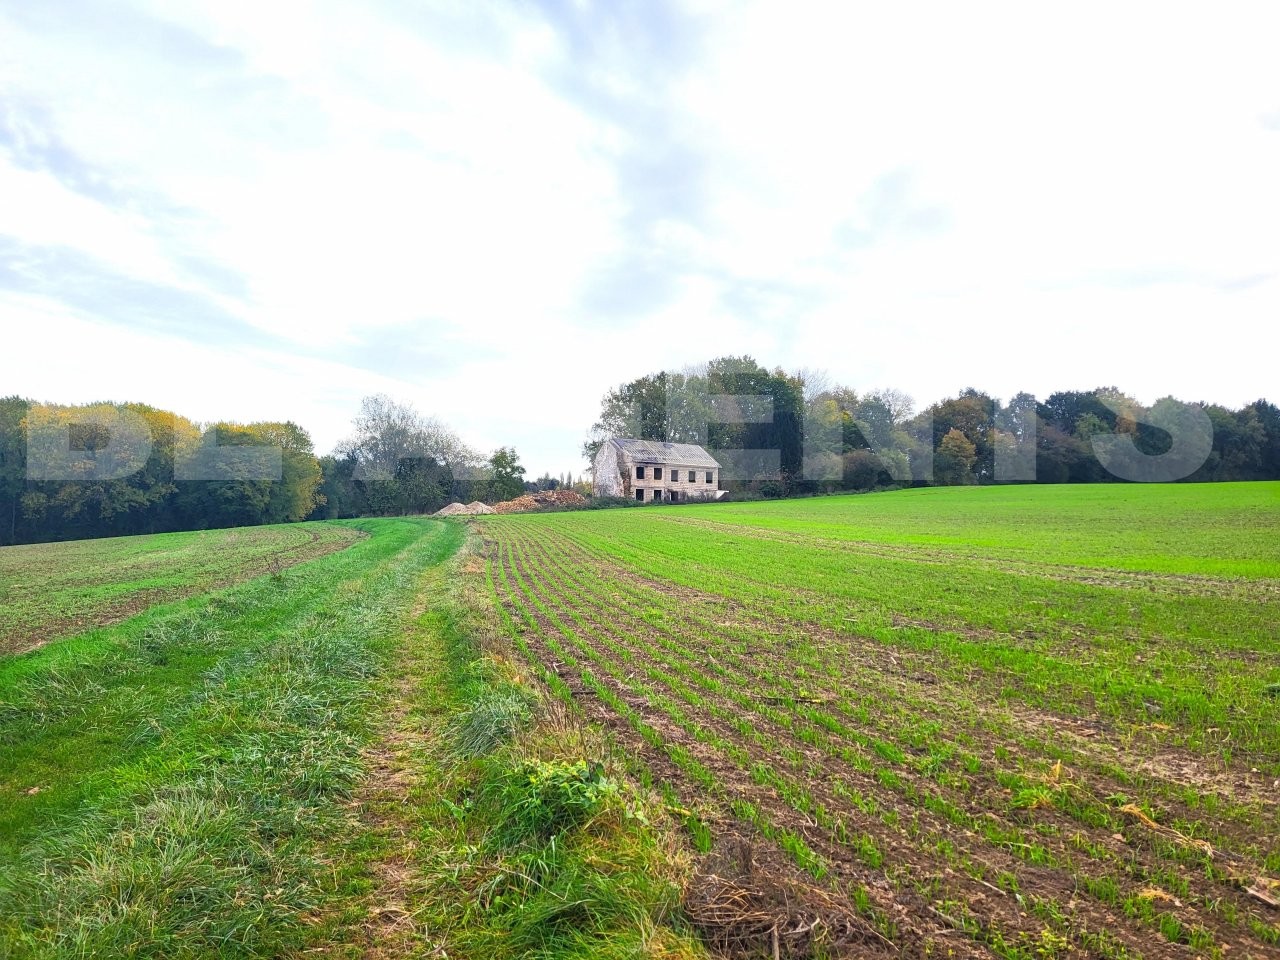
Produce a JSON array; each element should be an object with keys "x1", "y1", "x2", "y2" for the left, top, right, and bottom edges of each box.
[{"x1": 481, "y1": 520, "x2": 1280, "y2": 959}]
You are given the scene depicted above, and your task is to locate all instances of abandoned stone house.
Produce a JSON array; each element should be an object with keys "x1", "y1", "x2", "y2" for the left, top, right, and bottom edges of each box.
[{"x1": 592, "y1": 438, "x2": 724, "y2": 503}]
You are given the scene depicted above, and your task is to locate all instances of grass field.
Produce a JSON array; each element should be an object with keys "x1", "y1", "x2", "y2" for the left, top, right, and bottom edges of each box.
[
  {"x1": 0, "y1": 518, "x2": 466, "y2": 955},
  {"x1": 0, "y1": 522, "x2": 363, "y2": 654},
  {"x1": 0, "y1": 518, "x2": 702, "y2": 959},
  {"x1": 3, "y1": 483, "x2": 1278, "y2": 959},
  {"x1": 481, "y1": 482, "x2": 1280, "y2": 959}
]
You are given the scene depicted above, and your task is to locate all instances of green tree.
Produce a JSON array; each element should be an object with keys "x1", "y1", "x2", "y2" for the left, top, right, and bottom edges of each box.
[
  {"x1": 586, "y1": 357, "x2": 809, "y2": 494},
  {"x1": 1190, "y1": 405, "x2": 1266, "y2": 481},
  {"x1": 843, "y1": 449, "x2": 890, "y2": 490},
  {"x1": 23, "y1": 402, "x2": 180, "y2": 540},
  {"x1": 396, "y1": 456, "x2": 453, "y2": 515},
  {"x1": 1246, "y1": 400, "x2": 1280, "y2": 477},
  {"x1": 177, "y1": 423, "x2": 275, "y2": 528},
  {"x1": 339, "y1": 395, "x2": 480, "y2": 513},
  {"x1": 248, "y1": 422, "x2": 325, "y2": 522},
  {"x1": 0, "y1": 396, "x2": 29, "y2": 545},
  {"x1": 1039, "y1": 390, "x2": 1120, "y2": 434},
  {"x1": 486, "y1": 447, "x2": 526, "y2": 502},
  {"x1": 935, "y1": 428, "x2": 978, "y2": 485},
  {"x1": 310, "y1": 454, "x2": 364, "y2": 519},
  {"x1": 927, "y1": 390, "x2": 996, "y2": 482}
]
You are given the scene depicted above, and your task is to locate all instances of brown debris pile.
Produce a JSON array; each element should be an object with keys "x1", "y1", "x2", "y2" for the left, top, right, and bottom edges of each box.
[
  {"x1": 684, "y1": 841, "x2": 891, "y2": 958},
  {"x1": 491, "y1": 489, "x2": 587, "y2": 514}
]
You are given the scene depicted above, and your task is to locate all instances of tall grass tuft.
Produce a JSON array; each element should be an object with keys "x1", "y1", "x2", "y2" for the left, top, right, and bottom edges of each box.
[{"x1": 448, "y1": 686, "x2": 533, "y2": 758}]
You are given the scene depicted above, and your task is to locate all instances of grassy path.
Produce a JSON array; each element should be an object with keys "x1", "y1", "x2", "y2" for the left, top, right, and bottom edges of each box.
[
  {"x1": 0, "y1": 517, "x2": 462, "y2": 957},
  {"x1": 348, "y1": 536, "x2": 708, "y2": 960}
]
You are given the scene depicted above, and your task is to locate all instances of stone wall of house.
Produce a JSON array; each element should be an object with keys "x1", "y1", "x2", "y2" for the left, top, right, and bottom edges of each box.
[
  {"x1": 594, "y1": 441, "x2": 722, "y2": 502},
  {"x1": 622, "y1": 456, "x2": 719, "y2": 502},
  {"x1": 592, "y1": 442, "x2": 623, "y2": 497}
]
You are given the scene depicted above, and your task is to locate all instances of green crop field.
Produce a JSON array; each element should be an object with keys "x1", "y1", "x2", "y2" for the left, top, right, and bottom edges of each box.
[
  {"x1": 481, "y1": 482, "x2": 1280, "y2": 958},
  {"x1": 0, "y1": 522, "x2": 363, "y2": 655},
  {"x1": 3, "y1": 483, "x2": 1278, "y2": 960}
]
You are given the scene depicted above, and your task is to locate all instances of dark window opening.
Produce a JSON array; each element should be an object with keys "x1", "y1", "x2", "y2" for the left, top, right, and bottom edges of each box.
[
  {"x1": 635, "y1": 489, "x2": 644, "y2": 501},
  {"x1": 653, "y1": 489, "x2": 662, "y2": 501},
  {"x1": 636, "y1": 466, "x2": 645, "y2": 479},
  {"x1": 706, "y1": 471, "x2": 714, "y2": 484},
  {"x1": 654, "y1": 467, "x2": 663, "y2": 480}
]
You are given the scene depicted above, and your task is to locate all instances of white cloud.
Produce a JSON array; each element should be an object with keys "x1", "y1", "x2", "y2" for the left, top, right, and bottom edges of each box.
[{"x1": 2, "y1": 0, "x2": 1279, "y2": 474}]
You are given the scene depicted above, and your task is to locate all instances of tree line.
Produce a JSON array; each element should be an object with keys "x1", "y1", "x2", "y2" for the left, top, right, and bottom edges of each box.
[
  {"x1": 584, "y1": 356, "x2": 1280, "y2": 496},
  {"x1": 0, "y1": 397, "x2": 324, "y2": 546},
  {"x1": 0, "y1": 394, "x2": 528, "y2": 547},
  {"x1": 4, "y1": 365, "x2": 1276, "y2": 546}
]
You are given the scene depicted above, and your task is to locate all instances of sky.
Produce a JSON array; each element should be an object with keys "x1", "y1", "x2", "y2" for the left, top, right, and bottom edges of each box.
[{"x1": 2, "y1": 1, "x2": 1278, "y2": 476}]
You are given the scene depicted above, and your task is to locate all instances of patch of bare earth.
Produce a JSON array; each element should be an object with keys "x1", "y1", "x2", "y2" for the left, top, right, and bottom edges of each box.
[
  {"x1": 347, "y1": 591, "x2": 445, "y2": 959},
  {"x1": 352, "y1": 689, "x2": 425, "y2": 956}
]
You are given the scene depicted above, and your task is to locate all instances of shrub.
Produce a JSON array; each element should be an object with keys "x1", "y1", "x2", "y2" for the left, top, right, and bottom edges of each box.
[{"x1": 488, "y1": 759, "x2": 619, "y2": 845}]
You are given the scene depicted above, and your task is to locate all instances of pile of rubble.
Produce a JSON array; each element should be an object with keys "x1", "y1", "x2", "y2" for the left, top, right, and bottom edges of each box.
[
  {"x1": 492, "y1": 489, "x2": 587, "y2": 514},
  {"x1": 433, "y1": 501, "x2": 496, "y2": 517},
  {"x1": 433, "y1": 490, "x2": 587, "y2": 517}
]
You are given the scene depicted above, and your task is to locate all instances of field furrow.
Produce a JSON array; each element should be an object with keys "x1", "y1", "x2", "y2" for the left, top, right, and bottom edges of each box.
[{"x1": 477, "y1": 487, "x2": 1280, "y2": 959}]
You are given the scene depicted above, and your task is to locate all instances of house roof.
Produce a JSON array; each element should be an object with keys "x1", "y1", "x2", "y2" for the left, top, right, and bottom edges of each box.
[{"x1": 608, "y1": 438, "x2": 721, "y2": 468}]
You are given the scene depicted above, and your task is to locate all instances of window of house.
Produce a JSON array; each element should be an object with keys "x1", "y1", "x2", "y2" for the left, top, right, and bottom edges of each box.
[
  {"x1": 636, "y1": 465, "x2": 645, "y2": 480},
  {"x1": 687, "y1": 470, "x2": 695, "y2": 482},
  {"x1": 672, "y1": 469, "x2": 679, "y2": 482},
  {"x1": 654, "y1": 467, "x2": 663, "y2": 480},
  {"x1": 635, "y1": 489, "x2": 644, "y2": 501},
  {"x1": 706, "y1": 471, "x2": 714, "y2": 484},
  {"x1": 654, "y1": 489, "x2": 663, "y2": 501}
]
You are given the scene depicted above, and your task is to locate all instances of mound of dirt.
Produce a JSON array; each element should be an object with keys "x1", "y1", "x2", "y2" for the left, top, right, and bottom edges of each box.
[
  {"x1": 492, "y1": 489, "x2": 587, "y2": 514},
  {"x1": 433, "y1": 502, "x2": 470, "y2": 516},
  {"x1": 433, "y1": 501, "x2": 495, "y2": 517}
]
